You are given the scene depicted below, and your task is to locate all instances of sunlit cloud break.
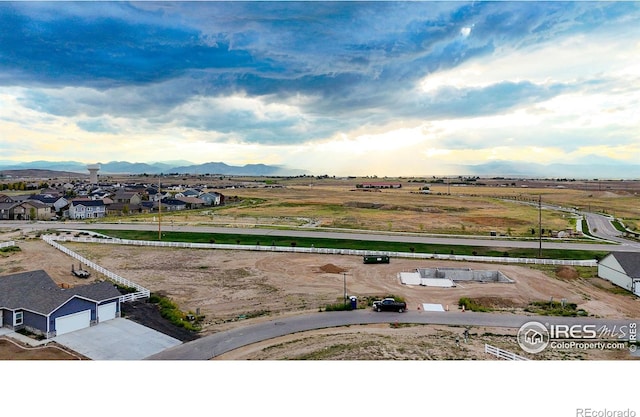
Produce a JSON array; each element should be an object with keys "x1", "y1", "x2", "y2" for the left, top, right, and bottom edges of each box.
[{"x1": 0, "y1": 1, "x2": 638, "y2": 178}]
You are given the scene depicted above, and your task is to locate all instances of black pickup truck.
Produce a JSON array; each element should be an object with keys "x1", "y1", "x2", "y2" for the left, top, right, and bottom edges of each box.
[{"x1": 372, "y1": 298, "x2": 407, "y2": 313}]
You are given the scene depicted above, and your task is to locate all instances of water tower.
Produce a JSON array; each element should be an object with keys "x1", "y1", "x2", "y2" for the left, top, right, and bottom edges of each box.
[{"x1": 87, "y1": 164, "x2": 100, "y2": 184}]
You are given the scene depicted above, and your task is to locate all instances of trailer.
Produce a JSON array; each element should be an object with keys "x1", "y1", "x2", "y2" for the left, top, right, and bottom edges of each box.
[
  {"x1": 71, "y1": 263, "x2": 91, "y2": 279},
  {"x1": 363, "y1": 255, "x2": 390, "y2": 264}
]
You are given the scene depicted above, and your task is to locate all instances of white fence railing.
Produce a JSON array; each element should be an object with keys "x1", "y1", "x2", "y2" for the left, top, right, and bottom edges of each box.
[
  {"x1": 0, "y1": 241, "x2": 16, "y2": 249},
  {"x1": 48, "y1": 235, "x2": 598, "y2": 267},
  {"x1": 42, "y1": 236, "x2": 150, "y2": 303},
  {"x1": 485, "y1": 344, "x2": 529, "y2": 361}
]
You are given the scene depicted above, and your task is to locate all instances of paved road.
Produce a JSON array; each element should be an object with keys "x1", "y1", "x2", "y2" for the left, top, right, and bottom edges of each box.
[
  {"x1": 145, "y1": 310, "x2": 639, "y2": 360},
  {"x1": 3, "y1": 220, "x2": 639, "y2": 252},
  {"x1": 583, "y1": 212, "x2": 634, "y2": 245}
]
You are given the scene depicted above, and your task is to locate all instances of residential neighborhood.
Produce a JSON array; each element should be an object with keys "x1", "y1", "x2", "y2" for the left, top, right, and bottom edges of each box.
[{"x1": 0, "y1": 181, "x2": 226, "y2": 221}]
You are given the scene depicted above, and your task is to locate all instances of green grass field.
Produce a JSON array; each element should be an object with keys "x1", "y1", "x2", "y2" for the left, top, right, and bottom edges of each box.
[{"x1": 90, "y1": 229, "x2": 606, "y2": 260}]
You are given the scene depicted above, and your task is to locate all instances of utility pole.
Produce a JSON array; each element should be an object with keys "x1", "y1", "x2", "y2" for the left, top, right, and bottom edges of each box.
[
  {"x1": 343, "y1": 272, "x2": 347, "y2": 306},
  {"x1": 158, "y1": 176, "x2": 162, "y2": 240},
  {"x1": 538, "y1": 194, "x2": 542, "y2": 258}
]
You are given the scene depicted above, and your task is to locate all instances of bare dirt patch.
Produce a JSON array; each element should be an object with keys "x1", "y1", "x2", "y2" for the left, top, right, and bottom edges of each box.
[
  {"x1": 0, "y1": 338, "x2": 86, "y2": 360},
  {"x1": 2, "y1": 233, "x2": 640, "y2": 360},
  {"x1": 215, "y1": 324, "x2": 635, "y2": 360},
  {"x1": 556, "y1": 265, "x2": 580, "y2": 280}
]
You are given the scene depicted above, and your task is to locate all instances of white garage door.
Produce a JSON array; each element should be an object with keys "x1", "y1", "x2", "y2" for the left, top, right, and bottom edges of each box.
[
  {"x1": 55, "y1": 310, "x2": 91, "y2": 336},
  {"x1": 97, "y1": 302, "x2": 117, "y2": 322}
]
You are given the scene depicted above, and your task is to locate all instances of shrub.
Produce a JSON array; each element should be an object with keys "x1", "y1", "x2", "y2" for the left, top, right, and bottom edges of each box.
[
  {"x1": 324, "y1": 302, "x2": 352, "y2": 311},
  {"x1": 148, "y1": 293, "x2": 201, "y2": 331},
  {"x1": 458, "y1": 297, "x2": 491, "y2": 312}
]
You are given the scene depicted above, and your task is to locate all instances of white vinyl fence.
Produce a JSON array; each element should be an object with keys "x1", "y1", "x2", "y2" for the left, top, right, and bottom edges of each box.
[
  {"x1": 485, "y1": 344, "x2": 529, "y2": 361},
  {"x1": 48, "y1": 235, "x2": 598, "y2": 267},
  {"x1": 42, "y1": 236, "x2": 150, "y2": 302}
]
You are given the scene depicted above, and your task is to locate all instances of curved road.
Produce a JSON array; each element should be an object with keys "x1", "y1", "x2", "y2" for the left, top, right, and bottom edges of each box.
[
  {"x1": 583, "y1": 212, "x2": 635, "y2": 245},
  {"x1": 146, "y1": 310, "x2": 639, "y2": 360}
]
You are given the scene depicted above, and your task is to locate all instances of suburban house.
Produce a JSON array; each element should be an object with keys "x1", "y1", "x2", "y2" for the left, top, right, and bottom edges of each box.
[
  {"x1": 0, "y1": 270, "x2": 122, "y2": 338},
  {"x1": 0, "y1": 202, "x2": 14, "y2": 220},
  {"x1": 598, "y1": 252, "x2": 640, "y2": 296},
  {"x1": 113, "y1": 188, "x2": 143, "y2": 205},
  {"x1": 69, "y1": 199, "x2": 107, "y2": 219},
  {"x1": 176, "y1": 189, "x2": 200, "y2": 198},
  {"x1": 199, "y1": 191, "x2": 224, "y2": 206},
  {"x1": 0, "y1": 194, "x2": 14, "y2": 220},
  {"x1": 176, "y1": 196, "x2": 205, "y2": 209},
  {"x1": 28, "y1": 194, "x2": 69, "y2": 214},
  {"x1": 158, "y1": 198, "x2": 186, "y2": 211},
  {"x1": 17, "y1": 200, "x2": 52, "y2": 220}
]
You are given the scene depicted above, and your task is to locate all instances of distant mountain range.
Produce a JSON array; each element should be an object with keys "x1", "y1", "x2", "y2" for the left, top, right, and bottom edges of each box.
[
  {"x1": 0, "y1": 160, "x2": 307, "y2": 177},
  {"x1": 0, "y1": 159, "x2": 637, "y2": 179},
  {"x1": 457, "y1": 160, "x2": 639, "y2": 180}
]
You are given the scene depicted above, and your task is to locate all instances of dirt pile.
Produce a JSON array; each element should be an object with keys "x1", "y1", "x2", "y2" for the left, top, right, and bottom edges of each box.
[
  {"x1": 556, "y1": 266, "x2": 579, "y2": 280},
  {"x1": 318, "y1": 264, "x2": 347, "y2": 274}
]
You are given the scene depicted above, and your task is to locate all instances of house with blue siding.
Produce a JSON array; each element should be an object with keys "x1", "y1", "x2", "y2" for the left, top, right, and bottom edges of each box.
[
  {"x1": 69, "y1": 199, "x2": 107, "y2": 219},
  {"x1": 0, "y1": 270, "x2": 122, "y2": 338}
]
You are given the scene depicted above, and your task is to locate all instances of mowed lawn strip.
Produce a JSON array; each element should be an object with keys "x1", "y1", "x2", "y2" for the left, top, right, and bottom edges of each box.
[{"x1": 89, "y1": 229, "x2": 606, "y2": 260}]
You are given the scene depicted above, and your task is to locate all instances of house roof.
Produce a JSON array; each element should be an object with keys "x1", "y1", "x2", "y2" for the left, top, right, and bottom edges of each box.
[
  {"x1": 27, "y1": 195, "x2": 58, "y2": 205},
  {"x1": 607, "y1": 252, "x2": 640, "y2": 279},
  {"x1": 71, "y1": 199, "x2": 105, "y2": 207},
  {"x1": 21, "y1": 200, "x2": 49, "y2": 209},
  {"x1": 175, "y1": 196, "x2": 205, "y2": 204},
  {"x1": 114, "y1": 189, "x2": 140, "y2": 199},
  {"x1": 0, "y1": 194, "x2": 14, "y2": 203},
  {"x1": 0, "y1": 270, "x2": 121, "y2": 315},
  {"x1": 161, "y1": 198, "x2": 186, "y2": 206},
  {"x1": 0, "y1": 202, "x2": 18, "y2": 210}
]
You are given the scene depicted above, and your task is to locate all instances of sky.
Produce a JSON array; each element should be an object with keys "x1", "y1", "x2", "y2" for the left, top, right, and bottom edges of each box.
[{"x1": 1, "y1": 1, "x2": 639, "y2": 177}]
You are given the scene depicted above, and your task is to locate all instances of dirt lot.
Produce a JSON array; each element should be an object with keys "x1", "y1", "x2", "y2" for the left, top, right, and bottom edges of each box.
[
  {"x1": 1, "y1": 231, "x2": 639, "y2": 360},
  {"x1": 0, "y1": 338, "x2": 86, "y2": 360}
]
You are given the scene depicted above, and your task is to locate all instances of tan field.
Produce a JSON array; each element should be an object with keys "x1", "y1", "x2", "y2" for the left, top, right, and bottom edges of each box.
[{"x1": 124, "y1": 177, "x2": 639, "y2": 237}]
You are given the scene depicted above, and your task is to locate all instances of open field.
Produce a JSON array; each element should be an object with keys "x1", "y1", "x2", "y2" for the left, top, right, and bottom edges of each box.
[
  {"x1": 2, "y1": 226, "x2": 639, "y2": 359},
  {"x1": 110, "y1": 176, "x2": 639, "y2": 237}
]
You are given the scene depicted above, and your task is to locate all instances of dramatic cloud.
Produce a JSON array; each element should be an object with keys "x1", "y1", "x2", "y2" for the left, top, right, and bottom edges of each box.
[{"x1": 0, "y1": 1, "x2": 638, "y2": 177}]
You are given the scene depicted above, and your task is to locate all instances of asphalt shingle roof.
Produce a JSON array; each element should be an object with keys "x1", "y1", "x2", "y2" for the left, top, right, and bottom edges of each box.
[
  {"x1": 610, "y1": 252, "x2": 640, "y2": 279},
  {"x1": 0, "y1": 270, "x2": 121, "y2": 315}
]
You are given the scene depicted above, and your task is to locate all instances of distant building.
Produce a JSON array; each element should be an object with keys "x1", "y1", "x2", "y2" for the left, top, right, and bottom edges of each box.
[
  {"x1": 87, "y1": 164, "x2": 100, "y2": 184},
  {"x1": 356, "y1": 183, "x2": 402, "y2": 189}
]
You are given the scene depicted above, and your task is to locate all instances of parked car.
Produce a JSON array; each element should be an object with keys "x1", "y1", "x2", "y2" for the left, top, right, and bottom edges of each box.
[{"x1": 372, "y1": 298, "x2": 406, "y2": 313}]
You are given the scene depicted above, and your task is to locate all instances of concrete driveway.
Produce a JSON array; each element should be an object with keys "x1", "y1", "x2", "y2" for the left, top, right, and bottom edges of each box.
[{"x1": 53, "y1": 318, "x2": 181, "y2": 360}]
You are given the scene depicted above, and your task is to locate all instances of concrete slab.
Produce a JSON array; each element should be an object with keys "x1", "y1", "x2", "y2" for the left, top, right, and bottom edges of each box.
[
  {"x1": 0, "y1": 328, "x2": 12, "y2": 337},
  {"x1": 399, "y1": 272, "x2": 421, "y2": 285},
  {"x1": 422, "y1": 303, "x2": 445, "y2": 312},
  {"x1": 420, "y1": 278, "x2": 455, "y2": 287},
  {"x1": 53, "y1": 318, "x2": 181, "y2": 360}
]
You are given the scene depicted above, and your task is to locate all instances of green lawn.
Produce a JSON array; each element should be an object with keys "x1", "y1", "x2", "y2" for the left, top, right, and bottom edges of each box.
[{"x1": 89, "y1": 229, "x2": 606, "y2": 260}]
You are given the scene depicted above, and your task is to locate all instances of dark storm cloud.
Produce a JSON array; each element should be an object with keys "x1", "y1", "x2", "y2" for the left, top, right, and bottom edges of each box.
[{"x1": 1, "y1": 1, "x2": 639, "y2": 146}]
